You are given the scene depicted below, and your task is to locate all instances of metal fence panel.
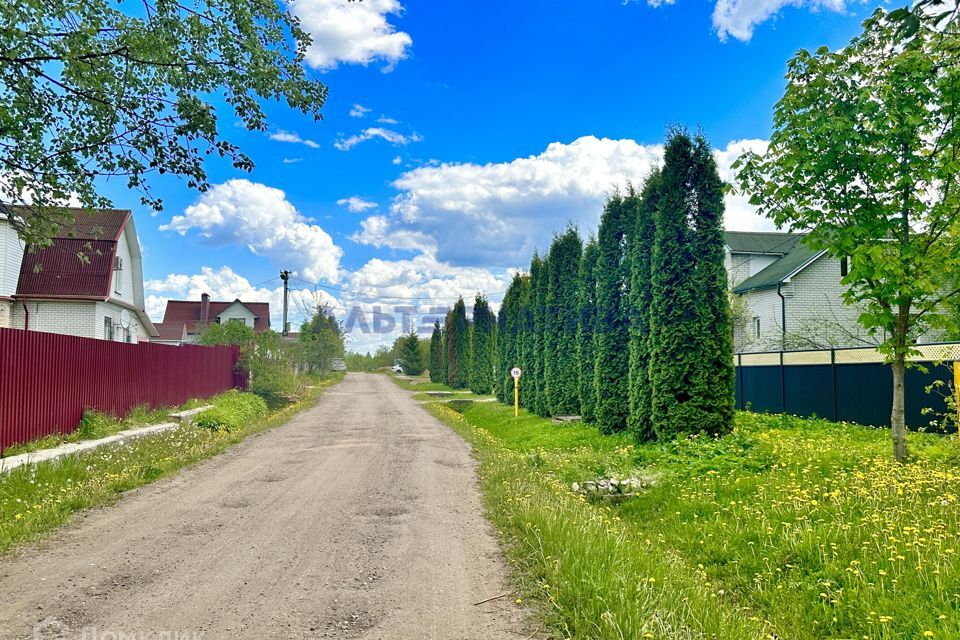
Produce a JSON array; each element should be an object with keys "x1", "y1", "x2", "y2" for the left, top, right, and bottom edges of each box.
[{"x1": 0, "y1": 327, "x2": 242, "y2": 452}]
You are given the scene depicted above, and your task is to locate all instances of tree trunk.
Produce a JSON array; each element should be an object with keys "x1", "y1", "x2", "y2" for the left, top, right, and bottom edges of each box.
[{"x1": 890, "y1": 355, "x2": 908, "y2": 462}]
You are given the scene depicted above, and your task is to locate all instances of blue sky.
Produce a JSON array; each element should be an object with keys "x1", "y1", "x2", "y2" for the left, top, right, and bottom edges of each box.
[{"x1": 107, "y1": 0, "x2": 885, "y2": 351}]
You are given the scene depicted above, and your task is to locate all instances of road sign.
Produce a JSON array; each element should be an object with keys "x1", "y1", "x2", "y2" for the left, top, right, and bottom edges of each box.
[{"x1": 510, "y1": 367, "x2": 522, "y2": 379}]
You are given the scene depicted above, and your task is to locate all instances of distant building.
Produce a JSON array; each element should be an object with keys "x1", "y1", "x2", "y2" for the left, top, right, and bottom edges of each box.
[
  {"x1": 154, "y1": 293, "x2": 270, "y2": 344},
  {"x1": 0, "y1": 206, "x2": 157, "y2": 341}
]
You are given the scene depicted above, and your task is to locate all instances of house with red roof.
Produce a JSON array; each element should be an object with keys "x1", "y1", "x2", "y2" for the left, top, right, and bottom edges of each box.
[
  {"x1": 0, "y1": 206, "x2": 157, "y2": 341},
  {"x1": 154, "y1": 293, "x2": 270, "y2": 344}
]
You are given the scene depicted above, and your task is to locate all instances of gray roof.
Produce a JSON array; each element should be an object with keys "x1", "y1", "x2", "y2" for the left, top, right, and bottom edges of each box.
[
  {"x1": 724, "y1": 231, "x2": 804, "y2": 256},
  {"x1": 733, "y1": 237, "x2": 823, "y2": 294}
]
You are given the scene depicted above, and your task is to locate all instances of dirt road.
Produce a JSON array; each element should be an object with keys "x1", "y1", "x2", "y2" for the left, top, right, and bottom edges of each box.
[{"x1": 0, "y1": 374, "x2": 532, "y2": 640}]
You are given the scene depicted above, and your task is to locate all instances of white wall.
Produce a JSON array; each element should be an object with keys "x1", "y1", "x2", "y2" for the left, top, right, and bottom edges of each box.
[
  {"x1": 217, "y1": 302, "x2": 257, "y2": 327},
  {"x1": 10, "y1": 300, "x2": 98, "y2": 338},
  {"x1": 96, "y1": 301, "x2": 150, "y2": 342},
  {"x1": 0, "y1": 300, "x2": 10, "y2": 328},
  {"x1": 0, "y1": 218, "x2": 25, "y2": 298},
  {"x1": 109, "y1": 231, "x2": 138, "y2": 308}
]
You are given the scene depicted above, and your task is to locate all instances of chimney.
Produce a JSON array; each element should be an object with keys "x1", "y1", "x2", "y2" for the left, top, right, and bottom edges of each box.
[{"x1": 200, "y1": 292, "x2": 210, "y2": 324}]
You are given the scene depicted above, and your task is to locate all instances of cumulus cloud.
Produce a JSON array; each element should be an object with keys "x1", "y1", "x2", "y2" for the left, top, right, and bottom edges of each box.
[
  {"x1": 269, "y1": 130, "x2": 320, "y2": 149},
  {"x1": 712, "y1": 0, "x2": 847, "y2": 41},
  {"x1": 334, "y1": 128, "x2": 423, "y2": 151},
  {"x1": 145, "y1": 265, "x2": 338, "y2": 330},
  {"x1": 337, "y1": 196, "x2": 378, "y2": 213},
  {"x1": 289, "y1": 0, "x2": 412, "y2": 71},
  {"x1": 351, "y1": 136, "x2": 774, "y2": 267},
  {"x1": 349, "y1": 103, "x2": 372, "y2": 118},
  {"x1": 160, "y1": 179, "x2": 342, "y2": 283}
]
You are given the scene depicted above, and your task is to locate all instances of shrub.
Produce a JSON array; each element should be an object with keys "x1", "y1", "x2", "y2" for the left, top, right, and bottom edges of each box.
[{"x1": 193, "y1": 391, "x2": 268, "y2": 432}]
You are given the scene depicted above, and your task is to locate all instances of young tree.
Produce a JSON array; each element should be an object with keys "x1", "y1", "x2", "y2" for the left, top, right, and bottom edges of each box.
[
  {"x1": 397, "y1": 331, "x2": 426, "y2": 376},
  {"x1": 691, "y1": 136, "x2": 735, "y2": 435},
  {"x1": 429, "y1": 320, "x2": 444, "y2": 383},
  {"x1": 446, "y1": 297, "x2": 470, "y2": 389},
  {"x1": 736, "y1": 10, "x2": 960, "y2": 461},
  {"x1": 544, "y1": 228, "x2": 584, "y2": 415},
  {"x1": 594, "y1": 194, "x2": 632, "y2": 433},
  {"x1": 627, "y1": 171, "x2": 661, "y2": 440},
  {"x1": 470, "y1": 294, "x2": 497, "y2": 395},
  {"x1": 298, "y1": 305, "x2": 345, "y2": 374},
  {"x1": 2, "y1": 0, "x2": 328, "y2": 247},
  {"x1": 577, "y1": 237, "x2": 600, "y2": 423}
]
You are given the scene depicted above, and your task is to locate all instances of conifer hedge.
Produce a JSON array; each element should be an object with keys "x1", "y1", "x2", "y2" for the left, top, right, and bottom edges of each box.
[
  {"x1": 470, "y1": 294, "x2": 496, "y2": 395},
  {"x1": 544, "y1": 227, "x2": 583, "y2": 416},
  {"x1": 429, "y1": 320, "x2": 443, "y2": 383},
  {"x1": 577, "y1": 237, "x2": 599, "y2": 423}
]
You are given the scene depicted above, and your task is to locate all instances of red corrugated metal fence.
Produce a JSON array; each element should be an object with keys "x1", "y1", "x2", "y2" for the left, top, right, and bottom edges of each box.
[{"x1": 0, "y1": 327, "x2": 243, "y2": 453}]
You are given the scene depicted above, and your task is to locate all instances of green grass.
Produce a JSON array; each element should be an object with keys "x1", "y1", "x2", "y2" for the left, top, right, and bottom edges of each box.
[
  {"x1": 426, "y1": 389, "x2": 960, "y2": 640},
  {"x1": 0, "y1": 372, "x2": 344, "y2": 555},
  {"x1": 2, "y1": 405, "x2": 175, "y2": 457}
]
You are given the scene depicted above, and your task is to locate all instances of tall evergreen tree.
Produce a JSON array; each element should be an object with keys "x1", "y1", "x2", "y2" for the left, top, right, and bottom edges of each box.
[
  {"x1": 470, "y1": 294, "x2": 497, "y2": 394},
  {"x1": 690, "y1": 135, "x2": 735, "y2": 435},
  {"x1": 518, "y1": 271, "x2": 536, "y2": 412},
  {"x1": 398, "y1": 331, "x2": 425, "y2": 375},
  {"x1": 497, "y1": 276, "x2": 524, "y2": 402},
  {"x1": 530, "y1": 253, "x2": 550, "y2": 416},
  {"x1": 429, "y1": 320, "x2": 443, "y2": 383},
  {"x1": 544, "y1": 228, "x2": 583, "y2": 415},
  {"x1": 594, "y1": 193, "x2": 632, "y2": 433},
  {"x1": 447, "y1": 297, "x2": 470, "y2": 389},
  {"x1": 627, "y1": 170, "x2": 662, "y2": 440},
  {"x1": 577, "y1": 237, "x2": 599, "y2": 423},
  {"x1": 443, "y1": 309, "x2": 454, "y2": 386},
  {"x1": 649, "y1": 130, "x2": 705, "y2": 439}
]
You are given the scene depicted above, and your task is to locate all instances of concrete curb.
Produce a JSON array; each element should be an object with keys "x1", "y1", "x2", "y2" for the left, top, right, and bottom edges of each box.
[{"x1": 0, "y1": 421, "x2": 181, "y2": 474}]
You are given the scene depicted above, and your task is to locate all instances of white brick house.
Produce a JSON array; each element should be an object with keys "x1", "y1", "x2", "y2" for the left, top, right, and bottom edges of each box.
[
  {"x1": 727, "y1": 231, "x2": 877, "y2": 353},
  {"x1": 0, "y1": 206, "x2": 157, "y2": 341}
]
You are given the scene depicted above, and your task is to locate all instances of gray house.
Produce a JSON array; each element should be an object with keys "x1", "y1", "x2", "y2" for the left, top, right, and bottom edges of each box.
[{"x1": 726, "y1": 231, "x2": 882, "y2": 353}]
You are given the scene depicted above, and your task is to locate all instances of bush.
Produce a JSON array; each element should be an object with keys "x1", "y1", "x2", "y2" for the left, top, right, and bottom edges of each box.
[{"x1": 193, "y1": 391, "x2": 269, "y2": 432}]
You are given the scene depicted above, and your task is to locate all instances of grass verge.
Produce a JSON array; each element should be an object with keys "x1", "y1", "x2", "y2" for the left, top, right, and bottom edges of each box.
[
  {"x1": 427, "y1": 394, "x2": 960, "y2": 639},
  {"x1": 0, "y1": 372, "x2": 343, "y2": 555}
]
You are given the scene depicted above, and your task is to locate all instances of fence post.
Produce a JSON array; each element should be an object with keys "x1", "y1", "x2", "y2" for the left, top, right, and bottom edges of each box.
[
  {"x1": 780, "y1": 350, "x2": 786, "y2": 414},
  {"x1": 831, "y1": 348, "x2": 838, "y2": 422},
  {"x1": 737, "y1": 353, "x2": 743, "y2": 410}
]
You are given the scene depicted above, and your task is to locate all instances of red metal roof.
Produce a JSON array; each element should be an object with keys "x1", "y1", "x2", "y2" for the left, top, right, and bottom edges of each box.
[
  {"x1": 162, "y1": 299, "x2": 271, "y2": 333},
  {"x1": 153, "y1": 322, "x2": 188, "y2": 341},
  {"x1": 14, "y1": 209, "x2": 131, "y2": 299}
]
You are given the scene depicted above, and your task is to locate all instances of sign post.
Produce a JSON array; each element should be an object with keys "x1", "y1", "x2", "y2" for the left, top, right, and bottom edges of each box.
[{"x1": 510, "y1": 367, "x2": 523, "y2": 418}]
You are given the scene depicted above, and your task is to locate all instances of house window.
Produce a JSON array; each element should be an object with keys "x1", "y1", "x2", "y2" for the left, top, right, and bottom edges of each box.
[
  {"x1": 227, "y1": 318, "x2": 246, "y2": 326},
  {"x1": 753, "y1": 317, "x2": 761, "y2": 339},
  {"x1": 113, "y1": 256, "x2": 122, "y2": 295},
  {"x1": 104, "y1": 317, "x2": 115, "y2": 341},
  {"x1": 840, "y1": 256, "x2": 848, "y2": 278}
]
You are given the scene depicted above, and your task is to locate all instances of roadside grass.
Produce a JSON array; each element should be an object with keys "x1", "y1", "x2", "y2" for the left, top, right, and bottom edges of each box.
[
  {"x1": 426, "y1": 392, "x2": 960, "y2": 639},
  {"x1": 0, "y1": 372, "x2": 344, "y2": 555},
  {"x1": 2, "y1": 405, "x2": 174, "y2": 458}
]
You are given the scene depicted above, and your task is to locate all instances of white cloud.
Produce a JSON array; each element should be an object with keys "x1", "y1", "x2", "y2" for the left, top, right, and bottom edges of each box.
[
  {"x1": 334, "y1": 127, "x2": 423, "y2": 151},
  {"x1": 145, "y1": 265, "x2": 339, "y2": 331},
  {"x1": 290, "y1": 0, "x2": 412, "y2": 71},
  {"x1": 269, "y1": 130, "x2": 320, "y2": 149},
  {"x1": 712, "y1": 138, "x2": 775, "y2": 231},
  {"x1": 337, "y1": 196, "x2": 378, "y2": 213},
  {"x1": 377, "y1": 116, "x2": 399, "y2": 125},
  {"x1": 713, "y1": 0, "x2": 847, "y2": 41},
  {"x1": 350, "y1": 103, "x2": 372, "y2": 118},
  {"x1": 352, "y1": 136, "x2": 774, "y2": 267},
  {"x1": 160, "y1": 179, "x2": 342, "y2": 283},
  {"x1": 282, "y1": 158, "x2": 303, "y2": 164},
  {"x1": 392, "y1": 155, "x2": 403, "y2": 165}
]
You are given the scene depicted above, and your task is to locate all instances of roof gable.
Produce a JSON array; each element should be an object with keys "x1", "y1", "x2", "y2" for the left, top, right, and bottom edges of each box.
[
  {"x1": 162, "y1": 298, "x2": 271, "y2": 332},
  {"x1": 733, "y1": 239, "x2": 824, "y2": 294}
]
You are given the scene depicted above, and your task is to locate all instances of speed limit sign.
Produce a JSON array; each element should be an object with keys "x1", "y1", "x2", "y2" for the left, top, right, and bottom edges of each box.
[{"x1": 510, "y1": 367, "x2": 522, "y2": 379}]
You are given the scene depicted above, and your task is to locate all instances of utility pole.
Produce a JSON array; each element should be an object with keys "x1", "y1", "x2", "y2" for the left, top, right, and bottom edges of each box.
[{"x1": 280, "y1": 270, "x2": 290, "y2": 336}]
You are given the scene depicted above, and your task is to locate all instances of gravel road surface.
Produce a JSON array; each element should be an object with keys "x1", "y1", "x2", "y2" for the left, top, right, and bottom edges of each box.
[{"x1": 0, "y1": 373, "x2": 532, "y2": 640}]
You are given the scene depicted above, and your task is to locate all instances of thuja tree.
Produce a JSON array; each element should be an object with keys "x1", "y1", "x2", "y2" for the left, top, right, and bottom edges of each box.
[
  {"x1": 429, "y1": 320, "x2": 443, "y2": 383},
  {"x1": 497, "y1": 276, "x2": 524, "y2": 402},
  {"x1": 649, "y1": 132, "x2": 702, "y2": 439},
  {"x1": 470, "y1": 294, "x2": 497, "y2": 395},
  {"x1": 691, "y1": 136, "x2": 735, "y2": 435},
  {"x1": 594, "y1": 193, "x2": 633, "y2": 433},
  {"x1": 736, "y1": 10, "x2": 960, "y2": 461},
  {"x1": 397, "y1": 331, "x2": 425, "y2": 376},
  {"x1": 577, "y1": 237, "x2": 600, "y2": 423},
  {"x1": 544, "y1": 228, "x2": 584, "y2": 415},
  {"x1": 627, "y1": 170, "x2": 661, "y2": 441},
  {"x1": 519, "y1": 268, "x2": 538, "y2": 412},
  {"x1": 446, "y1": 297, "x2": 471, "y2": 389},
  {"x1": 528, "y1": 254, "x2": 549, "y2": 415}
]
